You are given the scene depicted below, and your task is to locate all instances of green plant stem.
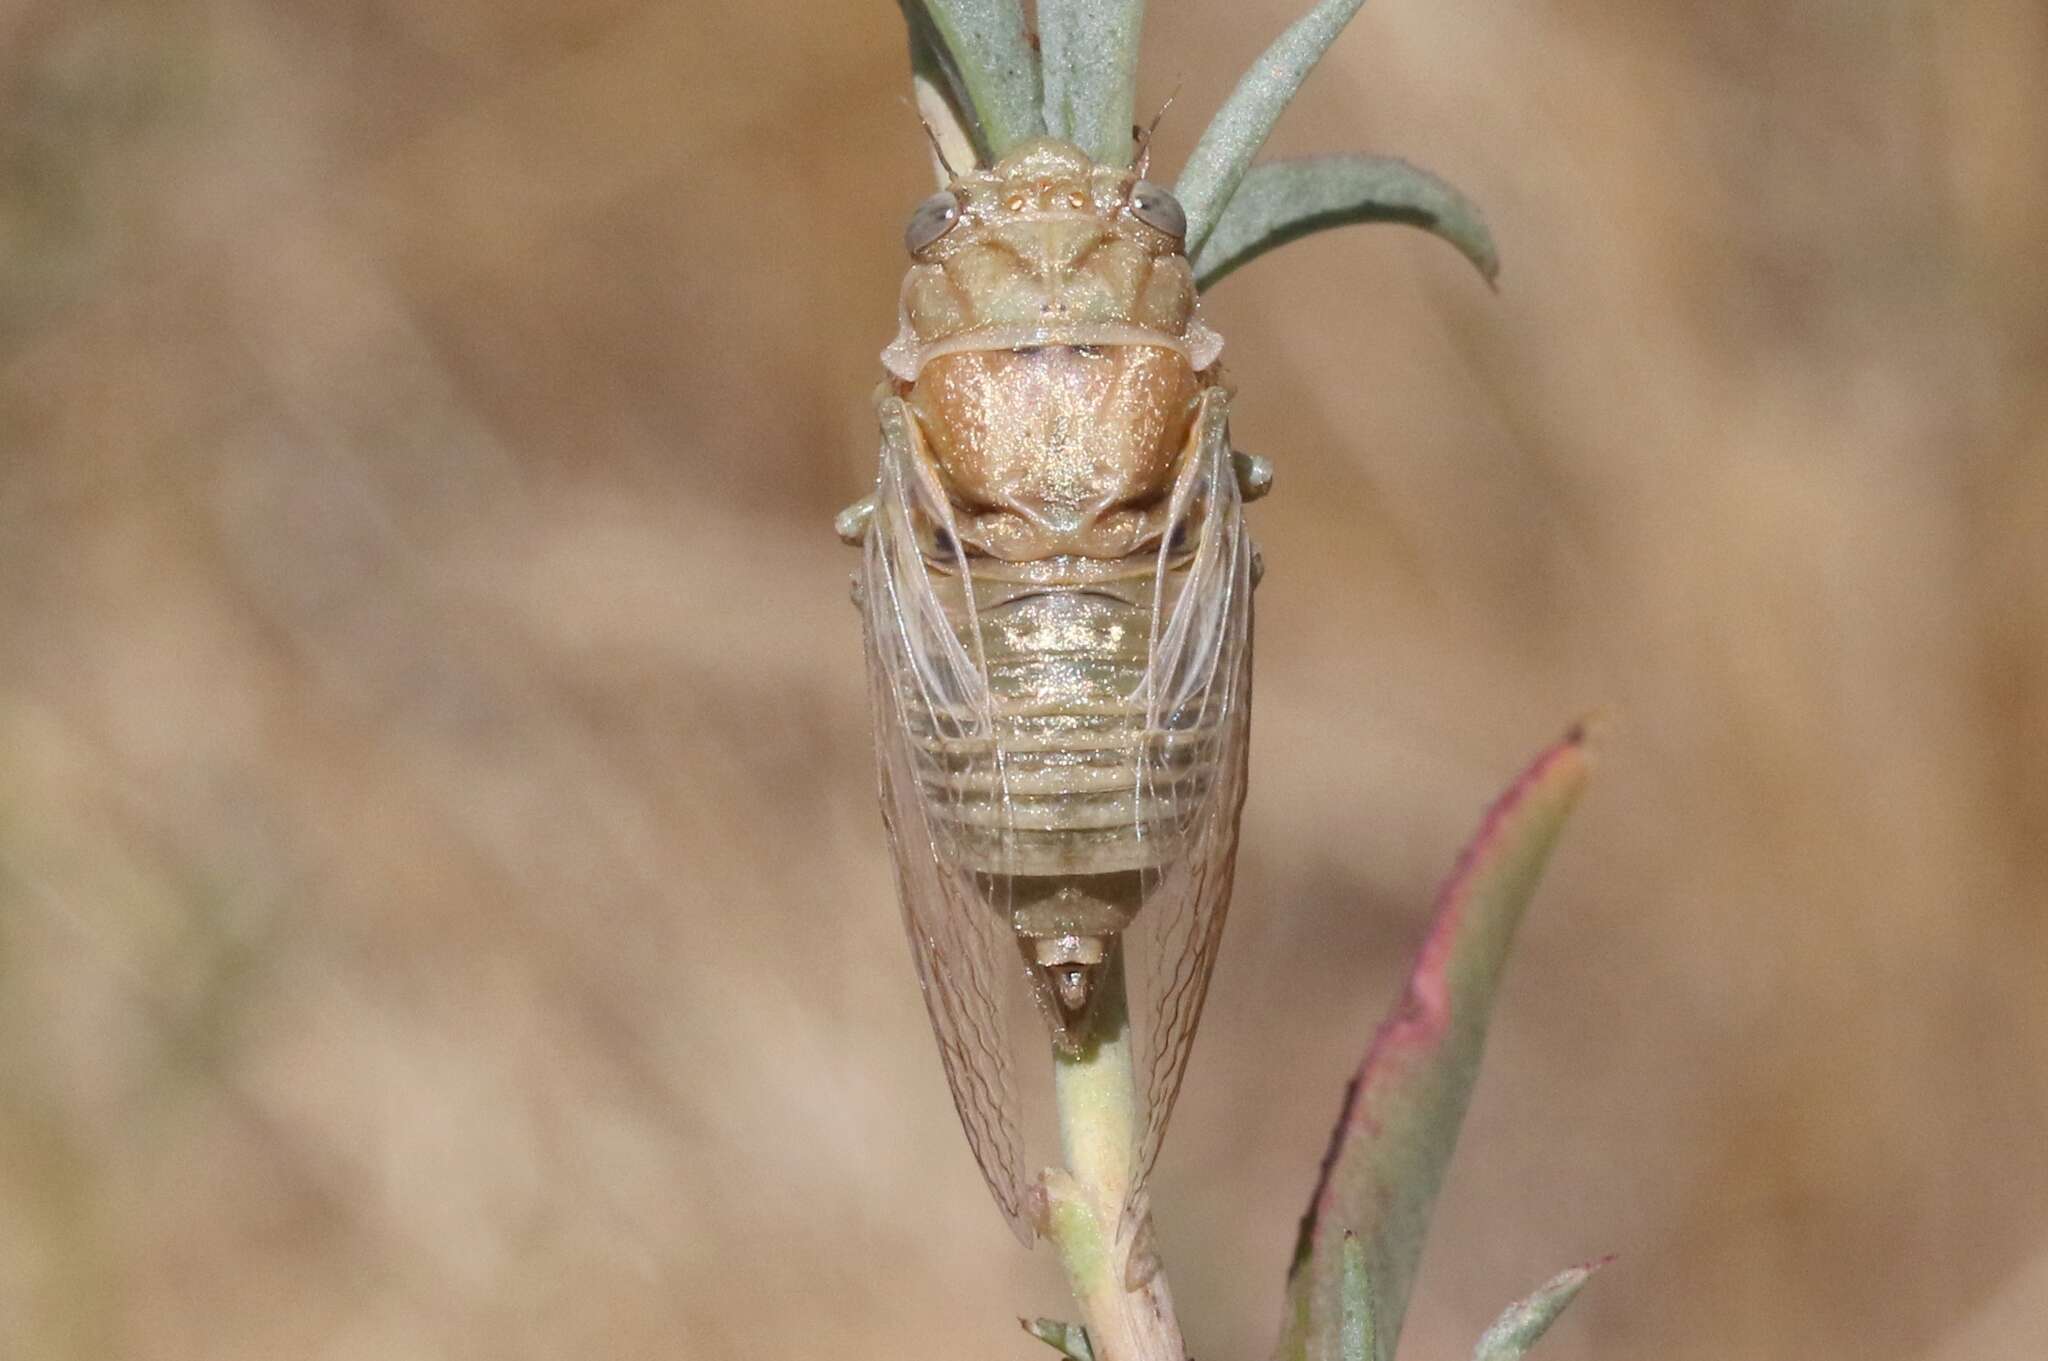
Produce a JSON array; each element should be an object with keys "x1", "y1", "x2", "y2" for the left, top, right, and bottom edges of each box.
[
  {"x1": 1054, "y1": 961, "x2": 1140, "y2": 1205},
  {"x1": 1042, "y1": 956, "x2": 1184, "y2": 1361}
]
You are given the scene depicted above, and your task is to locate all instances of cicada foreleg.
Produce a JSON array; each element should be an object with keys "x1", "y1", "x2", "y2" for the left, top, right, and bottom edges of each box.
[
  {"x1": 1231, "y1": 450, "x2": 1271, "y2": 586},
  {"x1": 1231, "y1": 449, "x2": 1274, "y2": 502},
  {"x1": 835, "y1": 493, "x2": 876, "y2": 546}
]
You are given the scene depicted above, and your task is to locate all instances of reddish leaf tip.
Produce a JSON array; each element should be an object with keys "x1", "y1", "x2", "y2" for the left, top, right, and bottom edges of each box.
[{"x1": 1288, "y1": 721, "x2": 1597, "y2": 1289}]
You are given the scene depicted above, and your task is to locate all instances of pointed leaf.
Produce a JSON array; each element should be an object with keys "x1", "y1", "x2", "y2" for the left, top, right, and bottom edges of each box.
[
  {"x1": 1338, "y1": 1233, "x2": 1379, "y2": 1361},
  {"x1": 1023, "y1": 1317, "x2": 1097, "y2": 1361},
  {"x1": 897, "y1": 0, "x2": 1043, "y2": 163},
  {"x1": 1275, "y1": 724, "x2": 1595, "y2": 1361},
  {"x1": 1175, "y1": 0, "x2": 1370, "y2": 256},
  {"x1": 1471, "y1": 1260, "x2": 1608, "y2": 1361},
  {"x1": 1038, "y1": 0, "x2": 1148, "y2": 165},
  {"x1": 1192, "y1": 155, "x2": 1498, "y2": 291}
]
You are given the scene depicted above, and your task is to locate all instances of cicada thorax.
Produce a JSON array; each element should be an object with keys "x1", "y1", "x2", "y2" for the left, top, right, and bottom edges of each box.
[{"x1": 878, "y1": 143, "x2": 1237, "y2": 1049}]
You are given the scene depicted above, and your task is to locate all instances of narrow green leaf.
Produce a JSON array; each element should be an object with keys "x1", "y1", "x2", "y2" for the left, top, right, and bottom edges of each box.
[
  {"x1": 1023, "y1": 1317, "x2": 1097, "y2": 1361},
  {"x1": 1338, "y1": 1234, "x2": 1379, "y2": 1361},
  {"x1": 1472, "y1": 1261, "x2": 1609, "y2": 1361},
  {"x1": 1274, "y1": 724, "x2": 1596, "y2": 1361},
  {"x1": 897, "y1": 0, "x2": 1043, "y2": 162},
  {"x1": 1037, "y1": 0, "x2": 1148, "y2": 164},
  {"x1": 1192, "y1": 155, "x2": 1498, "y2": 291},
  {"x1": 1175, "y1": 0, "x2": 1370, "y2": 256}
]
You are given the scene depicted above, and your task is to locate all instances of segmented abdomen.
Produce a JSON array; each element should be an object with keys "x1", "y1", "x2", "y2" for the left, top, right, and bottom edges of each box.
[{"x1": 902, "y1": 573, "x2": 1224, "y2": 877}]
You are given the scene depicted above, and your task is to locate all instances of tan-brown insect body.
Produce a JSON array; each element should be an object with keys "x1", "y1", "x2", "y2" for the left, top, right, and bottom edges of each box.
[
  {"x1": 880, "y1": 139, "x2": 1230, "y2": 1046},
  {"x1": 852, "y1": 137, "x2": 1255, "y2": 1237}
]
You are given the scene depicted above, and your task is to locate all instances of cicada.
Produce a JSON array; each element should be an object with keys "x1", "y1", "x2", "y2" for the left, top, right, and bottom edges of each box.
[{"x1": 839, "y1": 136, "x2": 1267, "y2": 1243}]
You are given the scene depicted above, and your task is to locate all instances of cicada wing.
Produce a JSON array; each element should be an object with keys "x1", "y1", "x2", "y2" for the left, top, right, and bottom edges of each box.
[
  {"x1": 1127, "y1": 389, "x2": 1256, "y2": 1199},
  {"x1": 861, "y1": 398, "x2": 1036, "y2": 1245}
]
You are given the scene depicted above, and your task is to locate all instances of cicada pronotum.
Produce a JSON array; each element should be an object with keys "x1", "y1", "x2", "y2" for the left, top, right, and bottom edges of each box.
[{"x1": 839, "y1": 135, "x2": 1269, "y2": 1243}]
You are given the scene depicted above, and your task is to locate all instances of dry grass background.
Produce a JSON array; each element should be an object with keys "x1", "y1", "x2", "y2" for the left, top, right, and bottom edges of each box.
[{"x1": 1, "y1": 1, "x2": 2045, "y2": 1358}]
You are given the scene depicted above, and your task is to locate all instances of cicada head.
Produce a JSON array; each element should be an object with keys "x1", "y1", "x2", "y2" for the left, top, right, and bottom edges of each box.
[
  {"x1": 882, "y1": 139, "x2": 1227, "y2": 563},
  {"x1": 888, "y1": 139, "x2": 1209, "y2": 358}
]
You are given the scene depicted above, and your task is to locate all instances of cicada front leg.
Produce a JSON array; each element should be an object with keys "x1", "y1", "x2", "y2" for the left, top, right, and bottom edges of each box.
[
  {"x1": 1232, "y1": 449, "x2": 1274, "y2": 502},
  {"x1": 835, "y1": 493, "x2": 876, "y2": 547},
  {"x1": 1232, "y1": 451, "x2": 1271, "y2": 587}
]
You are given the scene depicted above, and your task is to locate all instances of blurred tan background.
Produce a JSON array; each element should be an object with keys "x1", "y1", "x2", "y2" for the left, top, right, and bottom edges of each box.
[{"x1": 2, "y1": 1, "x2": 2044, "y2": 1358}]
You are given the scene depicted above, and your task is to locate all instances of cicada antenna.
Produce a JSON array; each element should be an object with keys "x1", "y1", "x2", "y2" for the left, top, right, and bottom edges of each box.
[
  {"x1": 899, "y1": 94, "x2": 965, "y2": 181},
  {"x1": 1132, "y1": 84, "x2": 1181, "y2": 177},
  {"x1": 918, "y1": 111, "x2": 961, "y2": 181}
]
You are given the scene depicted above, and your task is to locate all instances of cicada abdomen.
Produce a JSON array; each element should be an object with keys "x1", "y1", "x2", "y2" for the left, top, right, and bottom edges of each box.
[{"x1": 846, "y1": 138, "x2": 1260, "y2": 1242}]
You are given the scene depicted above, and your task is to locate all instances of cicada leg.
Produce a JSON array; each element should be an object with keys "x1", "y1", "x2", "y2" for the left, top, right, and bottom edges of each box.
[
  {"x1": 1231, "y1": 449, "x2": 1273, "y2": 501},
  {"x1": 835, "y1": 493, "x2": 876, "y2": 546}
]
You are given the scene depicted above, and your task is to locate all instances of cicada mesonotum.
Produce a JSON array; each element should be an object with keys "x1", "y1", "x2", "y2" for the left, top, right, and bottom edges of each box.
[{"x1": 839, "y1": 137, "x2": 1268, "y2": 1243}]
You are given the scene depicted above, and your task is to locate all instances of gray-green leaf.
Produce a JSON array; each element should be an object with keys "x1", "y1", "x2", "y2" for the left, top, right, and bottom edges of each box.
[
  {"x1": 1023, "y1": 1317, "x2": 1097, "y2": 1361},
  {"x1": 897, "y1": 0, "x2": 1043, "y2": 162},
  {"x1": 1191, "y1": 155, "x2": 1498, "y2": 291},
  {"x1": 1037, "y1": 0, "x2": 1147, "y2": 165},
  {"x1": 1472, "y1": 1261, "x2": 1608, "y2": 1361},
  {"x1": 1175, "y1": 0, "x2": 1370, "y2": 256}
]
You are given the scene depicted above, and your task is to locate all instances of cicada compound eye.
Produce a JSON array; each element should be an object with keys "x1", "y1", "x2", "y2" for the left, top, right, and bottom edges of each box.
[
  {"x1": 904, "y1": 191, "x2": 964, "y2": 255},
  {"x1": 1128, "y1": 180, "x2": 1187, "y2": 240}
]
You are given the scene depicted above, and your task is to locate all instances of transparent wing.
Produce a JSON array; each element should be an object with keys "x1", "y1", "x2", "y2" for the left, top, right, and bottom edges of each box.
[
  {"x1": 860, "y1": 397, "x2": 1036, "y2": 1244},
  {"x1": 1129, "y1": 389, "x2": 1256, "y2": 1196}
]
